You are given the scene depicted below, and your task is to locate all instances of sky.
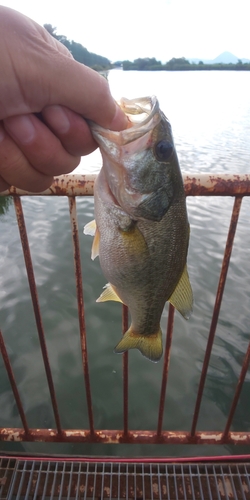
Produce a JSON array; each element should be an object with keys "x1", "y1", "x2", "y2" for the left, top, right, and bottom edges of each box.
[{"x1": 1, "y1": 0, "x2": 250, "y2": 62}]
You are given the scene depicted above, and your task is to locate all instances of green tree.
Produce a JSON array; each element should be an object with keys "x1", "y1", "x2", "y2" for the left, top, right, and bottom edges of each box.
[
  {"x1": 0, "y1": 196, "x2": 12, "y2": 216},
  {"x1": 43, "y1": 25, "x2": 110, "y2": 69}
]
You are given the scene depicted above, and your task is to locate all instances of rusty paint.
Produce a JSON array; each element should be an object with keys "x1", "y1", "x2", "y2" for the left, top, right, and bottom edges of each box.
[
  {"x1": 13, "y1": 196, "x2": 63, "y2": 436},
  {"x1": 0, "y1": 329, "x2": 29, "y2": 435},
  {"x1": 68, "y1": 197, "x2": 94, "y2": 435},
  {"x1": 191, "y1": 196, "x2": 243, "y2": 436},
  {"x1": 157, "y1": 304, "x2": 175, "y2": 437},
  {"x1": 184, "y1": 173, "x2": 250, "y2": 196},
  {"x1": 222, "y1": 340, "x2": 250, "y2": 440},
  {"x1": 0, "y1": 427, "x2": 250, "y2": 445},
  {"x1": 1, "y1": 176, "x2": 250, "y2": 452},
  {"x1": 1, "y1": 173, "x2": 250, "y2": 197}
]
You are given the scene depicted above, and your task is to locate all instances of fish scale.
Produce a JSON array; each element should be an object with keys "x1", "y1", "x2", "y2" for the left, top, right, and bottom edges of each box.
[{"x1": 84, "y1": 96, "x2": 193, "y2": 362}]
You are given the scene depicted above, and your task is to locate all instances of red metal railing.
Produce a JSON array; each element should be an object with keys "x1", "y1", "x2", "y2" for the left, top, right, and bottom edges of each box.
[{"x1": 0, "y1": 173, "x2": 250, "y2": 447}]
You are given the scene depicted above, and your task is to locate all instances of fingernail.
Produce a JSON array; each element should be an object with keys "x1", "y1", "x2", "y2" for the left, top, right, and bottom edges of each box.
[
  {"x1": 44, "y1": 105, "x2": 70, "y2": 134},
  {"x1": 5, "y1": 115, "x2": 35, "y2": 144},
  {"x1": 109, "y1": 103, "x2": 128, "y2": 131}
]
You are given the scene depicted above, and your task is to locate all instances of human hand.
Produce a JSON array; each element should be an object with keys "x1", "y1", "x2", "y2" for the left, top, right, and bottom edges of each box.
[{"x1": 0, "y1": 6, "x2": 127, "y2": 193}]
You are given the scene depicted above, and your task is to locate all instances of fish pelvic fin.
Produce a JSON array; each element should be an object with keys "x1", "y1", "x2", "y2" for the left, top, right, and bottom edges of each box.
[
  {"x1": 114, "y1": 327, "x2": 163, "y2": 363},
  {"x1": 96, "y1": 283, "x2": 123, "y2": 303},
  {"x1": 168, "y1": 264, "x2": 193, "y2": 319}
]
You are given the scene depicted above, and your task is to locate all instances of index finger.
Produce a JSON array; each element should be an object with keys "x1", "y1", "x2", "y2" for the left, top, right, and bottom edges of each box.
[{"x1": 47, "y1": 56, "x2": 128, "y2": 131}]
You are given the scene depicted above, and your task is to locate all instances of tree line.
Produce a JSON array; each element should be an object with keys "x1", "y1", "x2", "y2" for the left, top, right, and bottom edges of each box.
[
  {"x1": 44, "y1": 24, "x2": 111, "y2": 71},
  {"x1": 121, "y1": 57, "x2": 250, "y2": 71},
  {"x1": 43, "y1": 27, "x2": 250, "y2": 72}
]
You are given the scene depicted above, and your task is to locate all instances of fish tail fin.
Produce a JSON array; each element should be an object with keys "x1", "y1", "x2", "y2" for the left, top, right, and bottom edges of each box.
[{"x1": 114, "y1": 327, "x2": 163, "y2": 363}]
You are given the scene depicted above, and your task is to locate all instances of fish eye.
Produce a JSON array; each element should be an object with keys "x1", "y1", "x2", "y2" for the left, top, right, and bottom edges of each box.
[{"x1": 154, "y1": 140, "x2": 173, "y2": 161}]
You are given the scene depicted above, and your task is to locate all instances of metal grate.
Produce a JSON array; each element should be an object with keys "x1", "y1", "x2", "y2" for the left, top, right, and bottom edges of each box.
[
  {"x1": 0, "y1": 456, "x2": 250, "y2": 499},
  {"x1": 0, "y1": 173, "x2": 250, "y2": 447}
]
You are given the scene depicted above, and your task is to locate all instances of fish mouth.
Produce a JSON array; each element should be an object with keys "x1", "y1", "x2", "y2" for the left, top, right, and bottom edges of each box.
[{"x1": 90, "y1": 96, "x2": 165, "y2": 145}]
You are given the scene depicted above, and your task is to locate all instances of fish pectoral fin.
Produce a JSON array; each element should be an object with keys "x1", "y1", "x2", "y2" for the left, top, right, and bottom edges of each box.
[
  {"x1": 91, "y1": 227, "x2": 100, "y2": 260},
  {"x1": 168, "y1": 264, "x2": 193, "y2": 319},
  {"x1": 96, "y1": 283, "x2": 123, "y2": 303},
  {"x1": 83, "y1": 219, "x2": 96, "y2": 236},
  {"x1": 114, "y1": 327, "x2": 163, "y2": 363},
  {"x1": 83, "y1": 219, "x2": 99, "y2": 260}
]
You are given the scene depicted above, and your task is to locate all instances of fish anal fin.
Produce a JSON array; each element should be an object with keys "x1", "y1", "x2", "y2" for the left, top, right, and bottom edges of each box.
[
  {"x1": 114, "y1": 326, "x2": 163, "y2": 363},
  {"x1": 91, "y1": 227, "x2": 100, "y2": 260},
  {"x1": 83, "y1": 219, "x2": 96, "y2": 236},
  {"x1": 168, "y1": 264, "x2": 193, "y2": 319},
  {"x1": 96, "y1": 283, "x2": 123, "y2": 303}
]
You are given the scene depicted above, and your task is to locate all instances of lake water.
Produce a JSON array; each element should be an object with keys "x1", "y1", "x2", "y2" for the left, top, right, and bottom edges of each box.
[{"x1": 0, "y1": 70, "x2": 250, "y2": 458}]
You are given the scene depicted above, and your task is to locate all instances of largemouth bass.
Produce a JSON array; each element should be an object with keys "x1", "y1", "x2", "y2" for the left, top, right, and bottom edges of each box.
[{"x1": 84, "y1": 96, "x2": 193, "y2": 362}]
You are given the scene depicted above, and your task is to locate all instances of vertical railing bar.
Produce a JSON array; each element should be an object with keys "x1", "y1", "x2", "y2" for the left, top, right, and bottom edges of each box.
[
  {"x1": 126, "y1": 462, "x2": 129, "y2": 500},
  {"x1": 149, "y1": 463, "x2": 153, "y2": 500},
  {"x1": 238, "y1": 465, "x2": 248, "y2": 500},
  {"x1": 7, "y1": 459, "x2": 20, "y2": 500},
  {"x1": 24, "y1": 460, "x2": 35, "y2": 500},
  {"x1": 49, "y1": 461, "x2": 58, "y2": 500},
  {"x1": 228, "y1": 464, "x2": 242, "y2": 500},
  {"x1": 197, "y1": 465, "x2": 204, "y2": 500},
  {"x1": 243, "y1": 464, "x2": 250, "y2": 489},
  {"x1": 142, "y1": 463, "x2": 145, "y2": 500},
  {"x1": 165, "y1": 464, "x2": 170, "y2": 500},
  {"x1": 66, "y1": 462, "x2": 74, "y2": 500},
  {"x1": 75, "y1": 462, "x2": 82, "y2": 500},
  {"x1": 68, "y1": 197, "x2": 94, "y2": 435},
  {"x1": 188, "y1": 465, "x2": 196, "y2": 500},
  {"x1": 58, "y1": 461, "x2": 66, "y2": 500},
  {"x1": 190, "y1": 195, "x2": 243, "y2": 436},
  {"x1": 15, "y1": 460, "x2": 26, "y2": 500},
  {"x1": 173, "y1": 465, "x2": 179, "y2": 500},
  {"x1": 180, "y1": 464, "x2": 187, "y2": 500},
  {"x1": 0, "y1": 328, "x2": 29, "y2": 434},
  {"x1": 118, "y1": 462, "x2": 121, "y2": 500},
  {"x1": 157, "y1": 464, "x2": 162, "y2": 500},
  {"x1": 212, "y1": 465, "x2": 221, "y2": 499},
  {"x1": 133, "y1": 463, "x2": 136, "y2": 500},
  {"x1": 92, "y1": 462, "x2": 97, "y2": 500},
  {"x1": 222, "y1": 340, "x2": 250, "y2": 439},
  {"x1": 41, "y1": 461, "x2": 50, "y2": 500},
  {"x1": 33, "y1": 461, "x2": 43, "y2": 500},
  {"x1": 157, "y1": 304, "x2": 175, "y2": 436},
  {"x1": 0, "y1": 458, "x2": 11, "y2": 499},
  {"x1": 100, "y1": 462, "x2": 105, "y2": 500},
  {"x1": 109, "y1": 462, "x2": 113, "y2": 500},
  {"x1": 220, "y1": 465, "x2": 230, "y2": 500},
  {"x1": 122, "y1": 305, "x2": 129, "y2": 436},
  {"x1": 204, "y1": 465, "x2": 213, "y2": 500},
  {"x1": 13, "y1": 196, "x2": 62, "y2": 434}
]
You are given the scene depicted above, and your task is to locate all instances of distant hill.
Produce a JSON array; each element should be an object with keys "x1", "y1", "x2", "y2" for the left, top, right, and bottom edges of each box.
[{"x1": 189, "y1": 51, "x2": 250, "y2": 65}]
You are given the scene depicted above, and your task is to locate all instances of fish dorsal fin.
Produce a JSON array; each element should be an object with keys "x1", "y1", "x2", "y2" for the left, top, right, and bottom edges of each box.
[
  {"x1": 91, "y1": 227, "x2": 100, "y2": 260},
  {"x1": 114, "y1": 326, "x2": 163, "y2": 363},
  {"x1": 96, "y1": 283, "x2": 123, "y2": 303},
  {"x1": 168, "y1": 264, "x2": 193, "y2": 319},
  {"x1": 83, "y1": 219, "x2": 96, "y2": 236}
]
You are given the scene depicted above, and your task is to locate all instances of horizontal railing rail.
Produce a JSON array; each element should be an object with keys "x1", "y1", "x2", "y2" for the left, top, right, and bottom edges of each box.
[
  {"x1": 0, "y1": 174, "x2": 250, "y2": 447},
  {"x1": 0, "y1": 173, "x2": 250, "y2": 197}
]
